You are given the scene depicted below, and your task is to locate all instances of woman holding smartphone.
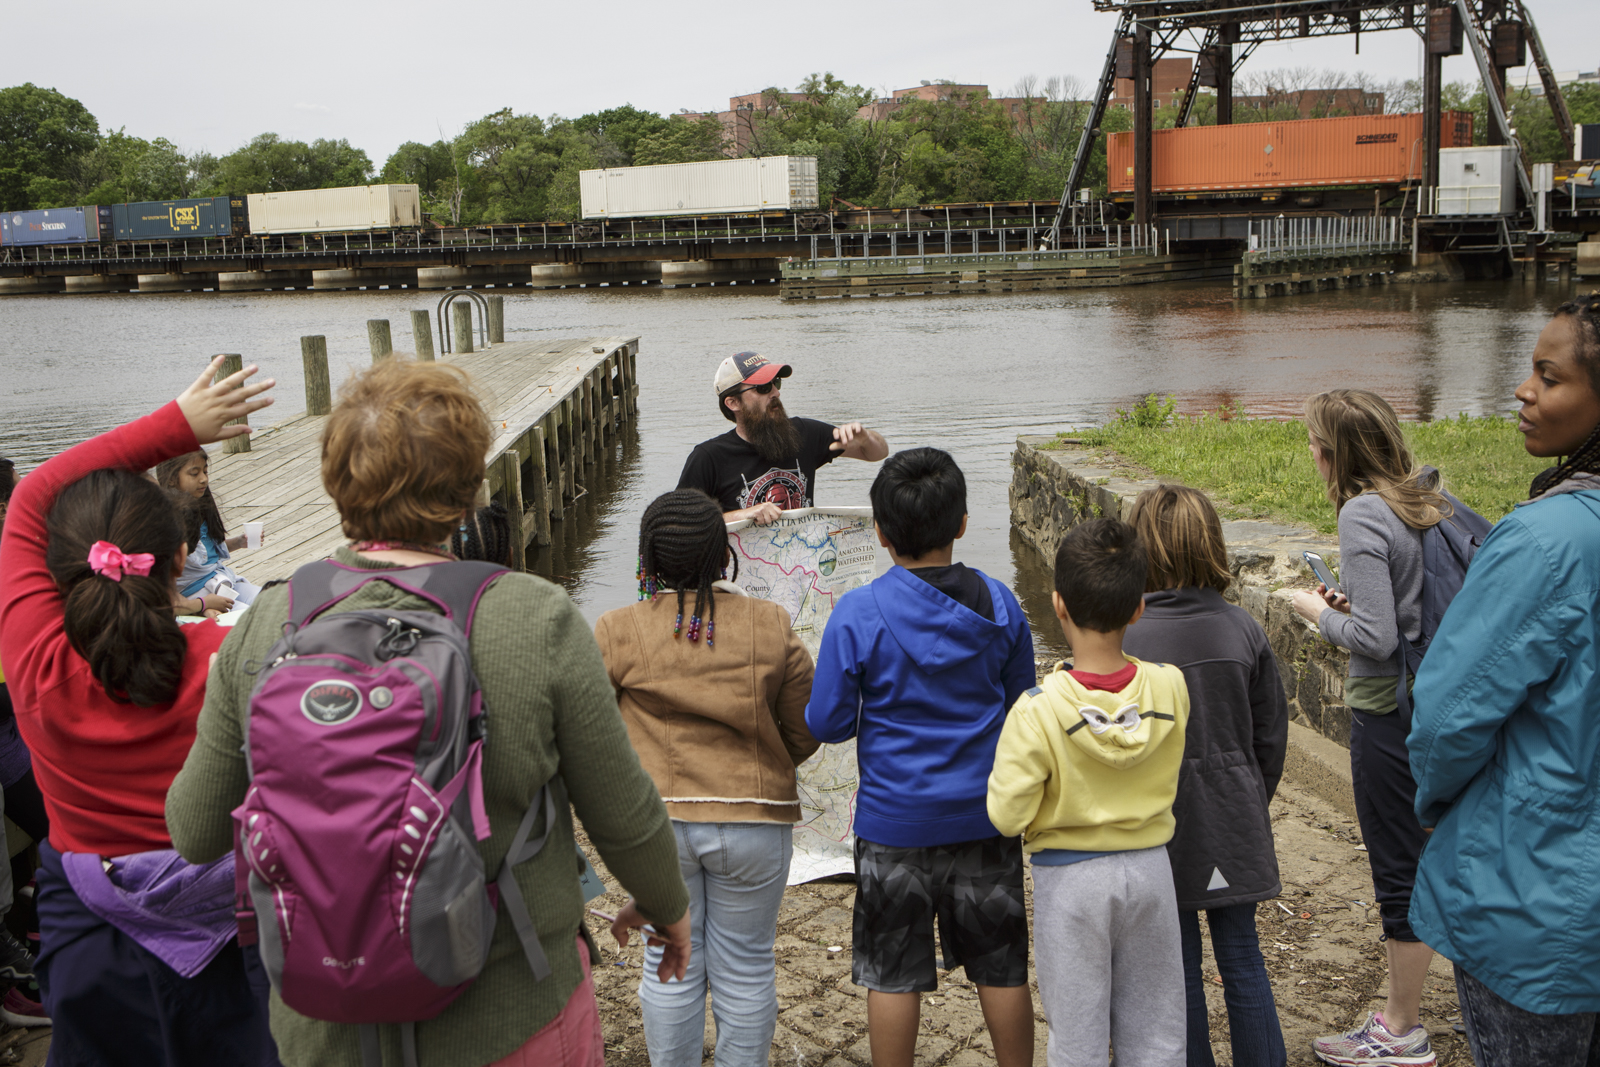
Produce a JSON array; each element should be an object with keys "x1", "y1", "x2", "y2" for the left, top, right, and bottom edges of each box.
[{"x1": 1290, "y1": 389, "x2": 1455, "y2": 1067}]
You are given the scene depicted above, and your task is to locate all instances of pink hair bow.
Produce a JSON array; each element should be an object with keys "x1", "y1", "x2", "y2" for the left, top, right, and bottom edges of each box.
[{"x1": 87, "y1": 541, "x2": 156, "y2": 582}]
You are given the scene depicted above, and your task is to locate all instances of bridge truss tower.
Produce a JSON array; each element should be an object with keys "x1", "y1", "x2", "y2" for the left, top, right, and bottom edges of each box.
[{"x1": 1045, "y1": 0, "x2": 1574, "y2": 248}]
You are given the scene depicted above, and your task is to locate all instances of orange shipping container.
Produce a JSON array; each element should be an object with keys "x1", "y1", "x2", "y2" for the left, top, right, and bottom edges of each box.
[{"x1": 1108, "y1": 111, "x2": 1473, "y2": 193}]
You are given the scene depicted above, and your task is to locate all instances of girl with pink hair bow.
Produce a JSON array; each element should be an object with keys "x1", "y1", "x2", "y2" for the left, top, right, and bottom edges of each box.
[{"x1": 0, "y1": 357, "x2": 277, "y2": 1067}]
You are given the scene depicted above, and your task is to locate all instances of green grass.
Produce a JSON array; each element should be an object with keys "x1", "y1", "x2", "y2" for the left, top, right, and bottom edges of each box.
[{"x1": 1072, "y1": 409, "x2": 1547, "y2": 535}]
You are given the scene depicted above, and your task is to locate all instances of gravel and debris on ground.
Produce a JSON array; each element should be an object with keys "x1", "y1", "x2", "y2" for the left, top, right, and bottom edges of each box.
[
  {"x1": 0, "y1": 782, "x2": 1473, "y2": 1067},
  {"x1": 585, "y1": 779, "x2": 1472, "y2": 1067}
]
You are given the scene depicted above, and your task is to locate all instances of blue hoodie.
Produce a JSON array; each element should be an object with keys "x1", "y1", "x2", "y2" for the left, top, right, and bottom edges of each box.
[{"x1": 805, "y1": 565, "x2": 1035, "y2": 847}]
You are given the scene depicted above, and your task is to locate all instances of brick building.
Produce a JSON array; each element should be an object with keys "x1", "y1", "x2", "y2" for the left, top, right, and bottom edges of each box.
[{"x1": 1108, "y1": 57, "x2": 1194, "y2": 111}]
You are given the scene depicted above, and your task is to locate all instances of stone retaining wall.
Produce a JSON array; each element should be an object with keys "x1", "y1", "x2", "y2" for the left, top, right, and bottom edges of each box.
[{"x1": 1010, "y1": 436, "x2": 1357, "y2": 748}]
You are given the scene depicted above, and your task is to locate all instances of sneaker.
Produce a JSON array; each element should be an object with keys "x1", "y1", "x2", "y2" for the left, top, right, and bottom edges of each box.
[
  {"x1": 0, "y1": 926, "x2": 34, "y2": 981},
  {"x1": 1313, "y1": 1012, "x2": 1436, "y2": 1067},
  {"x1": 0, "y1": 986, "x2": 49, "y2": 1028}
]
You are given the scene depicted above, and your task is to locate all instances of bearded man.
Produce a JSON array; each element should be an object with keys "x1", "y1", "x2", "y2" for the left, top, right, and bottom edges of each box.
[{"x1": 678, "y1": 352, "x2": 889, "y2": 525}]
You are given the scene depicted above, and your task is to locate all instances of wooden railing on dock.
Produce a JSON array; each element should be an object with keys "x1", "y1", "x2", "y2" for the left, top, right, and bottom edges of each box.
[{"x1": 208, "y1": 328, "x2": 639, "y2": 580}]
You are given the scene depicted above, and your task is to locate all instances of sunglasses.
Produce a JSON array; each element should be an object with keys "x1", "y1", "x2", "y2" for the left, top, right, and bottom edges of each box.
[{"x1": 738, "y1": 379, "x2": 782, "y2": 396}]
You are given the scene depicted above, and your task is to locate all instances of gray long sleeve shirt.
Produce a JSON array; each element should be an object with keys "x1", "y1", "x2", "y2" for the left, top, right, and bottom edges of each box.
[{"x1": 1319, "y1": 492, "x2": 1423, "y2": 677}]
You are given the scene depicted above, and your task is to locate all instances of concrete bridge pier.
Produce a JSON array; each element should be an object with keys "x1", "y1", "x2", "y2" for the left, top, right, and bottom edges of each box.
[
  {"x1": 418, "y1": 266, "x2": 530, "y2": 289},
  {"x1": 0, "y1": 276, "x2": 66, "y2": 294},
  {"x1": 528, "y1": 262, "x2": 660, "y2": 288},
  {"x1": 64, "y1": 274, "x2": 139, "y2": 293},
  {"x1": 659, "y1": 259, "x2": 781, "y2": 288},
  {"x1": 220, "y1": 270, "x2": 315, "y2": 291},
  {"x1": 137, "y1": 273, "x2": 219, "y2": 293},
  {"x1": 312, "y1": 267, "x2": 418, "y2": 290}
]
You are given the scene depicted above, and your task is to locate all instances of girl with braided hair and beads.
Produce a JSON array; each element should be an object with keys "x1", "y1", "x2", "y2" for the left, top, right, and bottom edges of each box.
[
  {"x1": 1404, "y1": 294, "x2": 1600, "y2": 1067},
  {"x1": 594, "y1": 488, "x2": 819, "y2": 1067}
]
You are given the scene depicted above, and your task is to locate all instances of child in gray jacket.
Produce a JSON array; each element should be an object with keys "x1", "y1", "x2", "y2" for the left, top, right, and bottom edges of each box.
[{"x1": 1122, "y1": 485, "x2": 1289, "y2": 1067}]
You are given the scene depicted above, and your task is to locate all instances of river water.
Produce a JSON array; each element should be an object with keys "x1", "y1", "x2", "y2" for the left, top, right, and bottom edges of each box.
[{"x1": 0, "y1": 279, "x2": 1573, "y2": 651}]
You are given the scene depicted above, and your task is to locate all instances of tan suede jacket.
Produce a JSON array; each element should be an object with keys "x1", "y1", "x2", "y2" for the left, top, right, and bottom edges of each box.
[{"x1": 594, "y1": 587, "x2": 820, "y2": 822}]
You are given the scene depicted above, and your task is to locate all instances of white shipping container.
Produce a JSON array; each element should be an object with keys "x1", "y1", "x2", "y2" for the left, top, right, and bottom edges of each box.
[
  {"x1": 1436, "y1": 146, "x2": 1518, "y2": 216},
  {"x1": 246, "y1": 184, "x2": 422, "y2": 234},
  {"x1": 580, "y1": 157, "x2": 819, "y2": 219}
]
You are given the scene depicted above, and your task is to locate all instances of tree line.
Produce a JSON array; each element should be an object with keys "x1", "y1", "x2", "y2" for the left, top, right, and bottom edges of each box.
[{"x1": 1, "y1": 73, "x2": 1594, "y2": 225}]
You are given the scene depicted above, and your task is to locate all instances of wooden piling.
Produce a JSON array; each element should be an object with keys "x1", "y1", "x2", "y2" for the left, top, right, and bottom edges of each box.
[
  {"x1": 487, "y1": 296, "x2": 505, "y2": 344},
  {"x1": 529, "y1": 426, "x2": 552, "y2": 546},
  {"x1": 563, "y1": 398, "x2": 578, "y2": 500},
  {"x1": 452, "y1": 303, "x2": 474, "y2": 354},
  {"x1": 301, "y1": 336, "x2": 331, "y2": 416},
  {"x1": 625, "y1": 346, "x2": 639, "y2": 415},
  {"x1": 618, "y1": 346, "x2": 632, "y2": 417},
  {"x1": 542, "y1": 412, "x2": 564, "y2": 522},
  {"x1": 217, "y1": 354, "x2": 250, "y2": 453},
  {"x1": 580, "y1": 376, "x2": 595, "y2": 467},
  {"x1": 602, "y1": 356, "x2": 617, "y2": 433},
  {"x1": 367, "y1": 319, "x2": 393, "y2": 361},
  {"x1": 500, "y1": 450, "x2": 526, "y2": 572},
  {"x1": 411, "y1": 310, "x2": 435, "y2": 361}
]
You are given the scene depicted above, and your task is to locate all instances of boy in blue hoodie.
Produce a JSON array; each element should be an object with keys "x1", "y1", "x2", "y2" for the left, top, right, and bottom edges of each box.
[{"x1": 806, "y1": 447, "x2": 1036, "y2": 1067}]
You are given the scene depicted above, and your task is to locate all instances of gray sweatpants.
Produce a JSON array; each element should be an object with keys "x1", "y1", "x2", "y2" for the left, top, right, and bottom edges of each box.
[{"x1": 1032, "y1": 847, "x2": 1186, "y2": 1067}]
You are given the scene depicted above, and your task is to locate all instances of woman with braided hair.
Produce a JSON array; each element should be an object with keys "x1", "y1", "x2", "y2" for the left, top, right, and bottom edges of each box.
[
  {"x1": 451, "y1": 502, "x2": 513, "y2": 566},
  {"x1": 1406, "y1": 294, "x2": 1600, "y2": 1066},
  {"x1": 595, "y1": 488, "x2": 819, "y2": 1067}
]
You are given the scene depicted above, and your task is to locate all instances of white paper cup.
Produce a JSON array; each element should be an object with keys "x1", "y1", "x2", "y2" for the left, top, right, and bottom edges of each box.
[{"x1": 244, "y1": 522, "x2": 264, "y2": 550}]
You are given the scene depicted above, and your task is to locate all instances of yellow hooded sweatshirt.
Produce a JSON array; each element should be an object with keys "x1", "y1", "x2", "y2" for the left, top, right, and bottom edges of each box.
[{"x1": 987, "y1": 656, "x2": 1189, "y2": 854}]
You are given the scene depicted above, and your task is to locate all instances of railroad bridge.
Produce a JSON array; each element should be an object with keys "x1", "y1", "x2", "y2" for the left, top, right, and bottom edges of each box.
[{"x1": 0, "y1": 204, "x2": 1076, "y2": 293}]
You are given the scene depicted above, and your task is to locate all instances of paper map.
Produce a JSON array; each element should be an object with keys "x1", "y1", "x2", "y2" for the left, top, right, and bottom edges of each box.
[{"x1": 726, "y1": 507, "x2": 875, "y2": 883}]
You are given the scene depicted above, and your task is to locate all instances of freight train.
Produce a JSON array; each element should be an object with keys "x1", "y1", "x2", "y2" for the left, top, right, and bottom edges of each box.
[{"x1": 0, "y1": 185, "x2": 420, "y2": 248}]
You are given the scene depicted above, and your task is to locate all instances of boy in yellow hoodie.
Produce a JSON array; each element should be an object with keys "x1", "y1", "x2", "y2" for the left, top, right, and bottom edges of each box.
[{"x1": 987, "y1": 517, "x2": 1190, "y2": 1066}]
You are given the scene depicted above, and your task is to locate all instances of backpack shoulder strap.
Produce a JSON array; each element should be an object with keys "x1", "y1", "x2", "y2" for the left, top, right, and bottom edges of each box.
[
  {"x1": 286, "y1": 560, "x2": 508, "y2": 632},
  {"x1": 494, "y1": 784, "x2": 558, "y2": 982}
]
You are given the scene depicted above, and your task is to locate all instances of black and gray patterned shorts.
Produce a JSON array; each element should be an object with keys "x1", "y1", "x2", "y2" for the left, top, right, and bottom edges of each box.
[{"x1": 852, "y1": 834, "x2": 1028, "y2": 993}]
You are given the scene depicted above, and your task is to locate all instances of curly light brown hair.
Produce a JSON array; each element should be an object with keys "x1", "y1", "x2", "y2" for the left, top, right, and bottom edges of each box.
[{"x1": 321, "y1": 360, "x2": 492, "y2": 545}]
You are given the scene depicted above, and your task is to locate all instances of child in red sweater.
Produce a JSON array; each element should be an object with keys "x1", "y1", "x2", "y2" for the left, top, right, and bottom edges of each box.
[{"x1": 0, "y1": 357, "x2": 276, "y2": 1067}]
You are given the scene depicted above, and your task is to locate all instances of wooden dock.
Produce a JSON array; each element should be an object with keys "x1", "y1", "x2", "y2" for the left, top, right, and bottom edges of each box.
[{"x1": 209, "y1": 333, "x2": 639, "y2": 578}]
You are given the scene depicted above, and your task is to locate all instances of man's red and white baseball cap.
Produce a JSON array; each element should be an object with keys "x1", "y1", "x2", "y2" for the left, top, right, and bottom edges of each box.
[{"x1": 714, "y1": 351, "x2": 793, "y2": 397}]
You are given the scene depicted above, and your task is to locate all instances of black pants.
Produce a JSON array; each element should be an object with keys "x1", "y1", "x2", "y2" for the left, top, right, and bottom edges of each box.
[
  {"x1": 1456, "y1": 966, "x2": 1600, "y2": 1067},
  {"x1": 5, "y1": 770, "x2": 49, "y2": 845},
  {"x1": 1349, "y1": 708, "x2": 1426, "y2": 942},
  {"x1": 36, "y1": 842, "x2": 280, "y2": 1067}
]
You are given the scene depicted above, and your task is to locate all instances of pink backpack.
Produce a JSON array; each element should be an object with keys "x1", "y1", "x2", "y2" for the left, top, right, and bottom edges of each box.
[{"x1": 234, "y1": 561, "x2": 553, "y2": 1066}]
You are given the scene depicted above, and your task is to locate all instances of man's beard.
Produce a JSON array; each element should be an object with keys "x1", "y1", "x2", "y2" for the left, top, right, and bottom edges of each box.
[{"x1": 744, "y1": 398, "x2": 802, "y2": 463}]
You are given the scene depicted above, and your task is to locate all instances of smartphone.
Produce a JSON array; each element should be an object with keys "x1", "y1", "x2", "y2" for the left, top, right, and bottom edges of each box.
[{"x1": 1302, "y1": 551, "x2": 1341, "y2": 595}]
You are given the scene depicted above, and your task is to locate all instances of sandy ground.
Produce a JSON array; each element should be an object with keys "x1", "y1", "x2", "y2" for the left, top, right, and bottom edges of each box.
[
  {"x1": 0, "y1": 778, "x2": 1471, "y2": 1066},
  {"x1": 584, "y1": 778, "x2": 1472, "y2": 1067}
]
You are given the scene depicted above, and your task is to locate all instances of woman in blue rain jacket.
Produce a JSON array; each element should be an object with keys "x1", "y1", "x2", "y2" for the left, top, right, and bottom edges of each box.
[{"x1": 1408, "y1": 295, "x2": 1600, "y2": 1063}]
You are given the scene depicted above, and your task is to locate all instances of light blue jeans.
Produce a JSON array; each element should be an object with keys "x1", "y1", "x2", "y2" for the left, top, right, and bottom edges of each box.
[{"x1": 641, "y1": 821, "x2": 793, "y2": 1067}]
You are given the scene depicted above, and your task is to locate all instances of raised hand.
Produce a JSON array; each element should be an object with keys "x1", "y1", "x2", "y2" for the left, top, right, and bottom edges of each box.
[{"x1": 177, "y1": 355, "x2": 276, "y2": 445}]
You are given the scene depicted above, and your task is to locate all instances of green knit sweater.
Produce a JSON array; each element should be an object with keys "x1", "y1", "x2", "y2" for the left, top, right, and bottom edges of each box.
[{"x1": 166, "y1": 549, "x2": 688, "y2": 1067}]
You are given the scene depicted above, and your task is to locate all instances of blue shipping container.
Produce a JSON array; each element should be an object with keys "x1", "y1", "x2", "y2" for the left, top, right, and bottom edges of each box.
[
  {"x1": 0, "y1": 206, "x2": 109, "y2": 246},
  {"x1": 112, "y1": 196, "x2": 243, "y2": 239}
]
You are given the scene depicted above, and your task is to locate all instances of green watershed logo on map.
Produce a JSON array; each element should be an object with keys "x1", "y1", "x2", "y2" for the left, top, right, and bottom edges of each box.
[{"x1": 819, "y1": 549, "x2": 837, "y2": 576}]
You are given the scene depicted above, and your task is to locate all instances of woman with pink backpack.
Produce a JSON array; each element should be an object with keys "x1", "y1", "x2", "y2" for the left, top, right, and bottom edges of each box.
[{"x1": 166, "y1": 358, "x2": 690, "y2": 1067}]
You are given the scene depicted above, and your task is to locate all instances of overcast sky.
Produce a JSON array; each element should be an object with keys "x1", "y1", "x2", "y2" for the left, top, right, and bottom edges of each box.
[{"x1": 9, "y1": 0, "x2": 1592, "y2": 167}]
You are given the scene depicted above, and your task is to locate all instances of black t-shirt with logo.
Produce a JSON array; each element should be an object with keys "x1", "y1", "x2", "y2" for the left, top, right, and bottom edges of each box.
[{"x1": 678, "y1": 418, "x2": 838, "y2": 512}]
